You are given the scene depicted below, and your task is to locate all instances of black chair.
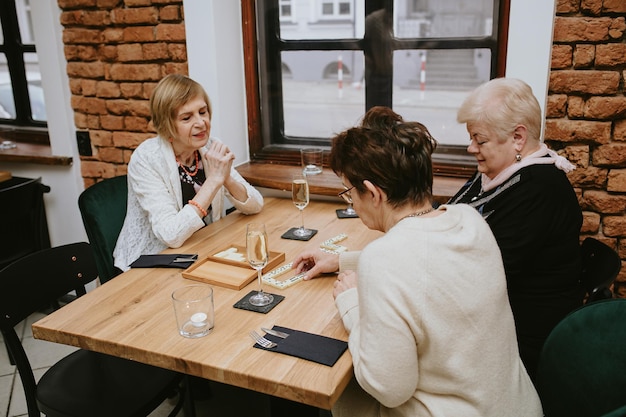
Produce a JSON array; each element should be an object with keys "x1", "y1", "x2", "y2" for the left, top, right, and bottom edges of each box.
[
  {"x1": 0, "y1": 242, "x2": 191, "y2": 417},
  {"x1": 0, "y1": 176, "x2": 51, "y2": 270},
  {"x1": 536, "y1": 299, "x2": 626, "y2": 417},
  {"x1": 78, "y1": 175, "x2": 128, "y2": 284},
  {"x1": 580, "y1": 237, "x2": 621, "y2": 303}
]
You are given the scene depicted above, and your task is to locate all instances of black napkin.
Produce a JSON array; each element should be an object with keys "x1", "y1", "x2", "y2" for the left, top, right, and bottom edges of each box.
[
  {"x1": 253, "y1": 325, "x2": 348, "y2": 367},
  {"x1": 281, "y1": 227, "x2": 318, "y2": 241},
  {"x1": 129, "y1": 254, "x2": 198, "y2": 269}
]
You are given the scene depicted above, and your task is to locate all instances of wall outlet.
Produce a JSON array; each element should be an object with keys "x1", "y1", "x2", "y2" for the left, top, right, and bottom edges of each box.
[{"x1": 76, "y1": 131, "x2": 92, "y2": 156}]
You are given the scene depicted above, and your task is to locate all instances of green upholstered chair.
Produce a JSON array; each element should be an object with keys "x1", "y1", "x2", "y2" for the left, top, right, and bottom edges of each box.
[
  {"x1": 581, "y1": 237, "x2": 621, "y2": 303},
  {"x1": 536, "y1": 298, "x2": 626, "y2": 417},
  {"x1": 78, "y1": 175, "x2": 128, "y2": 284}
]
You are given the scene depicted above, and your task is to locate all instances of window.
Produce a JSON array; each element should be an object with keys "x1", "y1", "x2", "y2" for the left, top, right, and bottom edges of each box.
[
  {"x1": 0, "y1": 0, "x2": 46, "y2": 127},
  {"x1": 244, "y1": 0, "x2": 509, "y2": 176}
]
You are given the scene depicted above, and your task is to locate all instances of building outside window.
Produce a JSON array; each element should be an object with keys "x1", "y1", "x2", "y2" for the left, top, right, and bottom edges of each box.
[
  {"x1": 0, "y1": 0, "x2": 46, "y2": 126},
  {"x1": 248, "y1": 0, "x2": 507, "y2": 175}
]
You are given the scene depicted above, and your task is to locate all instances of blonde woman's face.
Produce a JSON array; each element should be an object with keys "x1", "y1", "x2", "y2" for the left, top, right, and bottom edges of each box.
[
  {"x1": 172, "y1": 96, "x2": 211, "y2": 152},
  {"x1": 465, "y1": 121, "x2": 517, "y2": 179}
]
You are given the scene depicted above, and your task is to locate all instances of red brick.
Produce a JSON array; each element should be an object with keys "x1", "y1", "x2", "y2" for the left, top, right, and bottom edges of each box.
[
  {"x1": 615, "y1": 120, "x2": 626, "y2": 141},
  {"x1": 581, "y1": 211, "x2": 601, "y2": 233},
  {"x1": 79, "y1": 79, "x2": 97, "y2": 96},
  {"x1": 593, "y1": 144, "x2": 626, "y2": 166},
  {"x1": 573, "y1": 44, "x2": 594, "y2": 68},
  {"x1": 552, "y1": 45, "x2": 572, "y2": 69},
  {"x1": 160, "y1": 5, "x2": 182, "y2": 21},
  {"x1": 567, "y1": 96, "x2": 585, "y2": 118},
  {"x1": 124, "y1": 116, "x2": 150, "y2": 132},
  {"x1": 89, "y1": 130, "x2": 114, "y2": 147},
  {"x1": 608, "y1": 17, "x2": 626, "y2": 39},
  {"x1": 66, "y1": 62, "x2": 106, "y2": 79},
  {"x1": 80, "y1": 160, "x2": 118, "y2": 178},
  {"x1": 117, "y1": 44, "x2": 144, "y2": 62},
  {"x1": 112, "y1": 131, "x2": 153, "y2": 149},
  {"x1": 553, "y1": 17, "x2": 614, "y2": 42},
  {"x1": 143, "y1": 43, "x2": 169, "y2": 60},
  {"x1": 96, "y1": 81, "x2": 122, "y2": 98},
  {"x1": 102, "y1": 28, "x2": 124, "y2": 43},
  {"x1": 584, "y1": 96, "x2": 626, "y2": 119},
  {"x1": 155, "y1": 23, "x2": 186, "y2": 41},
  {"x1": 100, "y1": 115, "x2": 124, "y2": 130},
  {"x1": 608, "y1": 169, "x2": 626, "y2": 192},
  {"x1": 111, "y1": 7, "x2": 158, "y2": 25},
  {"x1": 120, "y1": 83, "x2": 144, "y2": 99},
  {"x1": 555, "y1": 0, "x2": 579, "y2": 13},
  {"x1": 97, "y1": 146, "x2": 125, "y2": 163},
  {"x1": 123, "y1": 26, "x2": 155, "y2": 42},
  {"x1": 567, "y1": 166, "x2": 608, "y2": 188},
  {"x1": 63, "y1": 28, "x2": 103, "y2": 44},
  {"x1": 168, "y1": 43, "x2": 187, "y2": 61},
  {"x1": 604, "y1": 0, "x2": 626, "y2": 12},
  {"x1": 106, "y1": 99, "x2": 151, "y2": 117},
  {"x1": 545, "y1": 119, "x2": 612, "y2": 143},
  {"x1": 602, "y1": 215, "x2": 626, "y2": 237},
  {"x1": 546, "y1": 94, "x2": 567, "y2": 117},
  {"x1": 581, "y1": 0, "x2": 602, "y2": 15},
  {"x1": 109, "y1": 63, "x2": 161, "y2": 81},
  {"x1": 583, "y1": 190, "x2": 626, "y2": 213},
  {"x1": 550, "y1": 70, "x2": 620, "y2": 95},
  {"x1": 596, "y1": 43, "x2": 626, "y2": 67}
]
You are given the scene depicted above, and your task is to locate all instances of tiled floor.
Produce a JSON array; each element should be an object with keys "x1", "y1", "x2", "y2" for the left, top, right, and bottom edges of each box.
[{"x1": 1, "y1": 311, "x2": 331, "y2": 417}]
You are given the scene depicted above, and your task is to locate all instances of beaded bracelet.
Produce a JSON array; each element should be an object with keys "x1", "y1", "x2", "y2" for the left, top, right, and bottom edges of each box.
[{"x1": 188, "y1": 200, "x2": 208, "y2": 218}]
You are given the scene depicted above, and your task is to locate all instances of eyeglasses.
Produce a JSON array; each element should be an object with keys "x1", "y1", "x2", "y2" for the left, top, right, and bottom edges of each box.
[{"x1": 338, "y1": 186, "x2": 354, "y2": 204}]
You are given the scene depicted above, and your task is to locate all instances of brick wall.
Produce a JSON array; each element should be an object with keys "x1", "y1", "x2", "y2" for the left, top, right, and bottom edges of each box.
[
  {"x1": 546, "y1": 0, "x2": 626, "y2": 297},
  {"x1": 59, "y1": 1, "x2": 626, "y2": 297},
  {"x1": 57, "y1": 0, "x2": 187, "y2": 187}
]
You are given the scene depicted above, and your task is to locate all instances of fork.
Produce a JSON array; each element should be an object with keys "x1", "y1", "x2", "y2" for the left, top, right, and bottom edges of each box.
[{"x1": 249, "y1": 330, "x2": 277, "y2": 348}]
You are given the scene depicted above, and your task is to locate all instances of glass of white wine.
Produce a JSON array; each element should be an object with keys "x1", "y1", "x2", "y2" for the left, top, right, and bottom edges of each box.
[
  {"x1": 246, "y1": 223, "x2": 273, "y2": 307},
  {"x1": 292, "y1": 173, "x2": 313, "y2": 237}
]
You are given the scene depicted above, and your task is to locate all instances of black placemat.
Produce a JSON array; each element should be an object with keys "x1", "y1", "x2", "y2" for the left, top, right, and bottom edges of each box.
[
  {"x1": 129, "y1": 254, "x2": 198, "y2": 269},
  {"x1": 335, "y1": 209, "x2": 359, "y2": 219},
  {"x1": 233, "y1": 291, "x2": 285, "y2": 314},
  {"x1": 253, "y1": 325, "x2": 348, "y2": 367},
  {"x1": 281, "y1": 227, "x2": 318, "y2": 241}
]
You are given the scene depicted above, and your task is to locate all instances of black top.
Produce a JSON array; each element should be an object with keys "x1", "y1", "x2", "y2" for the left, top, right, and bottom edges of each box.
[{"x1": 449, "y1": 163, "x2": 584, "y2": 381}]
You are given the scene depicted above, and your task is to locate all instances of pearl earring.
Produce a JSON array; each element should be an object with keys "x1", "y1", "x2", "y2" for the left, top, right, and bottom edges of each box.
[{"x1": 515, "y1": 153, "x2": 522, "y2": 162}]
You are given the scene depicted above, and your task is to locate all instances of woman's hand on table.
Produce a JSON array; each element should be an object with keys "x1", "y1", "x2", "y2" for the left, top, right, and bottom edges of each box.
[
  {"x1": 333, "y1": 270, "x2": 357, "y2": 299},
  {"x1": 292, "y1": 249, "x2": 339, "y2": 280}
]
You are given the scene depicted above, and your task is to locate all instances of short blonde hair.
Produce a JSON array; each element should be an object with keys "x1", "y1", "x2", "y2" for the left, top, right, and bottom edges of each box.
[
  {"x1": 150, "y1": 74, "x2": 212, "y2": 140},
  {"x1": 457, "y1": 78, "x2": 542, "y2": 143}
]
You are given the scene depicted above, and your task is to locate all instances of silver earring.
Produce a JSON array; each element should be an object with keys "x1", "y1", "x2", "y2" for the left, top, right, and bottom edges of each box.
[{"x1": 515, "y1": 153, "x2": 522, "y2": 162}]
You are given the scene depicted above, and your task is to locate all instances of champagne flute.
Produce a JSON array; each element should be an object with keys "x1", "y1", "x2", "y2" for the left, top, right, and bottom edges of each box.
[
  {"x1": 292, "y1": 173, "x2": 313, "y2": 237},
  {"x1": 246, "y1": 223, "x2": 273, "y2": 307}
]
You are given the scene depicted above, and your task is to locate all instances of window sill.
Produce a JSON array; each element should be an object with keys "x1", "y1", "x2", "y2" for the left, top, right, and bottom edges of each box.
[
  {"x1": 0, "y1": 129, "x2": 72, "y2": 166},
  {"x1": 236, "y1": 162, "x2": 467, "y2": 204}
]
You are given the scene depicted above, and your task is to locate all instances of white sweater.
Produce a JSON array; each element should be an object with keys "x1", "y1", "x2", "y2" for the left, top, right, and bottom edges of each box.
[
  {"x1": 333, "y1": 204, "x2": 542, "y2": 417},
  {"x1": 113, "y1": 136, "x2": 263, "y2": 271}
]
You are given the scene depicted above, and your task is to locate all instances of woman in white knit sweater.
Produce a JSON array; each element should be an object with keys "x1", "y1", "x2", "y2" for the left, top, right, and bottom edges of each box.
[
  {"x1": 293, "y1": 106, "x2": 541, "y2": 417},
  {"x1": 114, "y1": 74, "x2": 263, "y2": 271}
]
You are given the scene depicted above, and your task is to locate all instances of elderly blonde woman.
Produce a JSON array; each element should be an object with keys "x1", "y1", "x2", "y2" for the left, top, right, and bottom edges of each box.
[
  {"x1": 448, "y1": 77, "x2": 583, "y2": 382},
  {"x1": 114, "y1": 74, "x2": 263, "y2": 272},
  {"x1": 293, "y1": 106, "x2": 542, "y2": 417}
]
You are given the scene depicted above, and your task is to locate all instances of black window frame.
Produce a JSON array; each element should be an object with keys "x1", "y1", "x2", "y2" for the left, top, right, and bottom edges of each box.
[
  {"x1": 242, "y1": 0, "x2": 510, "y2": 177},
  {"x1": 0, "y1": 0, "x2": 46, "y2": 129}
]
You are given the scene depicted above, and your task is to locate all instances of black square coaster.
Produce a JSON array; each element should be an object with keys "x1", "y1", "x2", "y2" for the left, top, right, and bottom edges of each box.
[
  {"x1": 233, "y1": 291, "x2": 285, "y2": 314},
  {"x1": 336, "y1": 209, "x2": 359, "y2": 219},
  {"x1": 280, "y1": 227, "x2": 318, "y2": 241}
]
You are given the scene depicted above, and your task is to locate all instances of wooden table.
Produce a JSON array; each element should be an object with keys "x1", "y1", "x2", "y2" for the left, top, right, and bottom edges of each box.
[{"x1": 32, "y1": 197, "x2": 382, "y2": 410}]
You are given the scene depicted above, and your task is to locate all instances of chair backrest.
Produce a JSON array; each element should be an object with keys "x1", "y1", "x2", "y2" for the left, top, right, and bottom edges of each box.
[
  {"x1": 0, "y1": 177, "x2": 51, "y2": 270},
  {"x1": 78, "y1": 175, "x2": 128, "y2": 283},
  {"x1": 580, "y1": 237, "x2": 621, "y2": 303},
  {"x1": 0, "y1": 242, "x2": 98, "y2": 417},
  {"x1": 536, "y1": 299, "x2": 626, "y2": 417}
]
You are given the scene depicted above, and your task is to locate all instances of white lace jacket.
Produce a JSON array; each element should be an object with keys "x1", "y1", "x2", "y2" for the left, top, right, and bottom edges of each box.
[{"x1": 113, "y1": 136, "x2": 263, "y2": 271}]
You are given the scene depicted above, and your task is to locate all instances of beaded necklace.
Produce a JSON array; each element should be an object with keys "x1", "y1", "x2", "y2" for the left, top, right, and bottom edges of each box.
[{"x1": 176, "y1": 151, "x2": 199, "y2": 177}]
